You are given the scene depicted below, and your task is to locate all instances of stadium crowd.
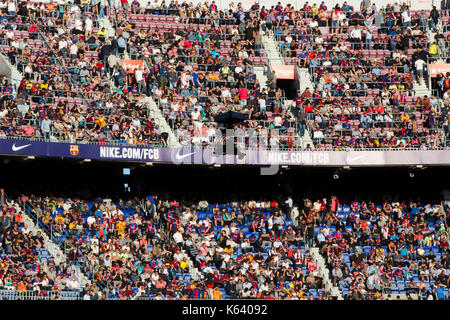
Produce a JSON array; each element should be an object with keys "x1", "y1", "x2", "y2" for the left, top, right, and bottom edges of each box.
[
  {"x1": 1, "y1": 0, "x2": 447, "y2": 150},
  {"x1": 0, "y1": 0, "x2": 168, "y2": 146},
  {"x1": 310, "y1": 197, "x2": 450, "y2": 299},
  {"x1": 271, "y1": 2, "x2": 448, "y2": 149},
  {"x1": 21, "y1": 193, "x2": 331, "y2": 300},
  {"x1": 0, "y1": 194, "x2": 80, "y2": 298},
  {"x1": 0, "y1": 188, "x2": 447, "y2": 300}
]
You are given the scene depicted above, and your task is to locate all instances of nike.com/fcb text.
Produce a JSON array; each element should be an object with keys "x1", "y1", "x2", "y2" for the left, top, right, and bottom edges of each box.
[{"x1": 100, "y1": 147, "x2": 160, "y2": 160}]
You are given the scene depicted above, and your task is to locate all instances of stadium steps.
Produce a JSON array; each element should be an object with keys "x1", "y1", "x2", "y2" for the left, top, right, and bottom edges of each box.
[
  {"x1": 309, "y1": 247, "x2": 343, "y2": 300},
  {"x1": 283, "y1": 99, "x2": 309, "y2": 149},
  {"x1": 99, "y1": 16, "x2": 116, "y2": 39},
  {"x1": 254, "y1": 66, "x2": 268, "y2": 90},
  {"x1": 143, "y1": 96, "x2": 181, "y2": 147},
  {"x1": 301, "y1": 129, "x2": 314, "y2": 149},
  {"x1": 0, "y1": 53, "x2": 22, "y2": 91},
  {"x1": 262, "y1": 33, "x2": 284, "y2": 65},
  {"x1": 413, "y1": 79, "x2": 432, "y2": 97},
  {"x1": 296, "y1": 66, "x2": 319, "y2": 149},
  {"x1": 297, "y1": 67, "x2": 314, "y2": 96}
]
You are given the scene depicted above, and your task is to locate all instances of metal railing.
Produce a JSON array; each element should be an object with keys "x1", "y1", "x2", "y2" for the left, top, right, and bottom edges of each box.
[{"x1": 0, "y1": 289, "x2": 82, "y2": 300}]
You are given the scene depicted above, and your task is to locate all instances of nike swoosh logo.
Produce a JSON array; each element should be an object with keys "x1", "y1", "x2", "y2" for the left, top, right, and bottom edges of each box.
[
  {"x1": 347, "y1": 155, "x2": 366, "y2": 162},
  {"x1": 175, "y1": 151, "x2": 195, "y2": 160},
  {"x1": 12, "y1": 143, "x2": 32, "y2": 152}
]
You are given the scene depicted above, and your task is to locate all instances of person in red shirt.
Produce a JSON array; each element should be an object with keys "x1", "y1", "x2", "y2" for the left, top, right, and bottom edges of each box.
[
  {"x1": 121, "y1": 0, "x2": 129, "y2": 11},
  {"x1": 302, "y1": 87, "x2": 312, "y2": 99},
  {"x1": 237, "y1": 87, "x2": 248, "y2": 110},
  {"x1": 375, "y1": 105, "x2": 384, "y2": 113}
]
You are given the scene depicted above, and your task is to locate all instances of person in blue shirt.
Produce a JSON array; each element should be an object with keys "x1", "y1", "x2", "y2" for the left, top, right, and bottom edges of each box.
[
  {"x1": 0, "y1": 13, "x2": 8, "y2": 24},
  {"x1": 192, "y1": 71, "x2": 199, "y2": 87},
  {"x1": 211, "y1": 50, "x2": 220, "y2": 58},
  {"x1": 180, "y1": 87, "x2": 190, "y2": 96},
  {"x1": 274, "y1": 27, "x2": 283, "y2": 36},
  {"x1": 309, "y1": 58, "x2": 319, "y2": 68},
  {"x1": 117, "y1": 36, "x2": 127, "y2": 56}
]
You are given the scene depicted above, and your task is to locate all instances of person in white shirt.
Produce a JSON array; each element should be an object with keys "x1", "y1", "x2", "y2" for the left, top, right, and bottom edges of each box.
[
  {"x1": 274, "y1": 115, "x2": 282, "y2": 127},
  {"x1": 58, "y1": 38, "x2": 68, "y2": 50},
  {"x1": 415, "y1": 58, "x2": 425, "y2": 85},
  {"x1": 401, "y1": 9, "x2": 412, "y2": 30},
  {"x1": 350, "y1": 25, "x2": 362, "y2": 50},
  {"x1": 313, "y1": 35, "x2": 323, "y2": 47},
  {"x1": 313, "y1": 129, "x2": 324, "y2": 140},
  {"x1": 67, "y1": 277, "x2": 80, "y2": 290},
  {"x1": 222, "y1": 87, "x2": 231, "y2": 99},
  {"x1": 191, "y1": 107, "x2": 203, "y2": 133},
  {"x1": 285, "y1": 35, "x2": 293, "y2": 44},
  {"x1": 269, "y1": 134, "x2": 279, "y2": 149},
  {"x1": 363, "y1": 27, "x2": 372, "y2": 49},
  {"x1": 85, "y1": 16, "x2": 93, "y2": 35},
  {"x1": 180, "y1": 72, "x2": 191, "y2": 87},
  {"x1": 86, "y1": 215, "x2": 96, "y2": 228},
  {"x1": 70, "y1": 42, "x2": 78, "y2": 59},
  {"x1": 309, "y1": 19, "x2": 318, "y2": 28},
  {"x1": 173, "y1": 229, "x2": 184, "y2": 244},
  {"x1": 134, "y1": 66, "x2": 146, "y2": 95},
  {"x1": 258, "y1": 97, "x2": 266, "y2": 112},
  {"x1": 7, "y1": 0, "x2": 16, "y2": 16},
  {"x1": 131, "y1": 117, "x2": 141, "y2": 130},
  {"x1": 73, "y1": 18, "x2": 83, "y2": 34}
]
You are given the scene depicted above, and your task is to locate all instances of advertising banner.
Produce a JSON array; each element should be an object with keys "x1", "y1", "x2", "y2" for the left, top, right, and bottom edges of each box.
[
  {"x1": 121, "y1": 60, "x2": 144, "y2": 74},
  {"x1": 271, "y1": 65, "x2": 295, "y2": 80},
  {"x1": 1, "y1": 139, "x2": 449, "y2": 167},
  {"x1": 428, "y1": 63, "x2": 450, "y2": 77}
]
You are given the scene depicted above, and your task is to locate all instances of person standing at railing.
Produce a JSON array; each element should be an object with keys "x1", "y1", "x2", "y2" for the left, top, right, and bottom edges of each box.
[
  {"x1": 373, "y1": 8, "x2": 385, "y2": 33},
  {"x1": 363, "y1": 26, "x2": 372, "y2": 50},
  {"x1": 6, "y1": 0, "x2": 15, "y2": 17},
  {"x1": 350, "y1": 25, "x2": 362, "y2": 50},
  {"x1": 41, "y1": 115, "x2": 52, "y2": 140},
  {"x1": 401, "y1": 8, "x2": 412, "y2": 33}
]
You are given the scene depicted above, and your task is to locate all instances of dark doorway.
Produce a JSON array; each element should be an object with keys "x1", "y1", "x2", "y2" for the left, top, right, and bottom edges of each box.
[{"x1": 277, "y1": 79, "x2": 297, "y2": 99}]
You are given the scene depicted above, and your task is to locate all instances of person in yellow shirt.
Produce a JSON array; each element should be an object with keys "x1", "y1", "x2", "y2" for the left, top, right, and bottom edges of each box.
[
  {"x1": 401, "y1": 112, "x2": 410, "y2": 122},
  {"x1": 97, "y1": 27, "x2": 107, "y2": 42},
  {"x1": 68, "y1": 221, "x2": 76, "y2": 233},
  {"x1": 54, "y1": 214, "x2": 64, "y2": 224},
  {"x1": 224, "y1": 246, "x2": 233, "y2": 254},
  {"x1": 25, "y1": 80, "x2": 33, "y2": 90},
  {"x1": 41, "y1": 212, "x2": 53, "y2": 225},
  {"x1": 212, "y1": 287, "x2": 222, "y2": 300},
  {"x1": 94, "y1": 116, "x2": 107, "y2": 133},
  {"x1": 180, "y1": 257, "x2": 189, "y2": 270},
  {"x1": 429, "y1": 41, "x2": 438, "y2": 61},
  {"x1": 209, "y1": 73, "x2": 219, "y2": 80},
  {"x1": 311, "y1": 3, "x2": 319, "y2": 16},
  {"x1": 116, "y1": 219, "x2": 125, "y2": 235},
  {"x1": 374, "y1": 139, "x2": 380, "y2": 147}
]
